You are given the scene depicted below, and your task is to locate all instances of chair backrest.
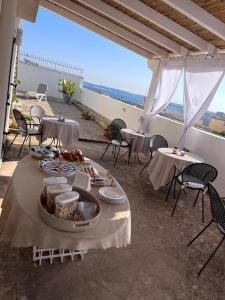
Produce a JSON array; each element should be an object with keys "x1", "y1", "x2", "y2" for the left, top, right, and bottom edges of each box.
[
  {"x1": 30, "y1": 105, "x2": 46, "y2": 119},
  {"x1": 37, "y1": 83, "x2": 48, "y2": 94},
  {"x1": 13, "y1": 109, "x2": 27, "y2": 133},
  {"x1": 182, "y1": 163, "x2": 218, "y2": 186},
  {"x1": 107, "y1": 124, "x2": 123, "y2": 142},
  {"x1": 208, "y1": 183, "x2": 225, "y2": 231},
  {"x1": 150, "y1": 135, "x2": 168, "y2": 151},
  {"x1": 111, "y1": 118, "x2": 127, "y2": 130}
]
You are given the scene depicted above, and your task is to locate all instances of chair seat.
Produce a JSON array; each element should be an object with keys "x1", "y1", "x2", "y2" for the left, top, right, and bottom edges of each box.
[
  {"x1": 111, "y1": 140, "x2": 128, "y2": 147},
  {"x1": 26, "y1": 91, "x2": 37, "y2": 98},
  {"x1": 20, "y1": 128, "x2": 40, "y2": 135},
  {"x1": 178, "y1": 175, "x2": 205, "y2": 190}
]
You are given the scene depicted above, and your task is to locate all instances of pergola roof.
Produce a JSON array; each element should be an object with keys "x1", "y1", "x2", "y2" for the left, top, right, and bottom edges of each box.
[{"x1": 40, "y1": 0, "x2": 225, "y2": 59}]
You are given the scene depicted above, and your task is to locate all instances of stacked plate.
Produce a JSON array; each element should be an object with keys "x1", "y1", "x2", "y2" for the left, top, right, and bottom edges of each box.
[{"x1": 99, "y1": 187, "x2": 126, "y2": 204}]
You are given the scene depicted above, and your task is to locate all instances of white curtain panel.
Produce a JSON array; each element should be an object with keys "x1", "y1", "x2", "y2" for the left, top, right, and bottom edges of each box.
[
  {"x1": 139, "y1": 59, "x2": 183, "y2": 132},
  {"x1": 178, "y1": 55, "x2": 225, "y2": 150}
]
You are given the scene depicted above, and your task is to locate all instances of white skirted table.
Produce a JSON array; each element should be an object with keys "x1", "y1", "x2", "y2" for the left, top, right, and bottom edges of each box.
[
  {"x1": 0, "y1": 156, "x2": 131, "y2": 263},
  {"x1": 41, "y1": 117, "x2": 79, "y2": 148},
  {"x1": 121, "y1": 128, "x2": 151, "y2": 155},
  {"x1": 148, "y1": 148, "x2": 204, "y2": 190}
]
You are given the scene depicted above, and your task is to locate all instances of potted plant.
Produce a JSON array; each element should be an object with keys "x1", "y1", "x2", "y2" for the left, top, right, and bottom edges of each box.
[{"x1": 58, "y1": 79, "x2": 76, "y2": 104}]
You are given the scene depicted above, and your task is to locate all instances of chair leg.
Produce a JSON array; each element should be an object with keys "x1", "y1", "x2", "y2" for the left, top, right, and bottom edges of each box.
[
  {"x1": 128, "y1": 146, "x2": 132, "y2": 165},
  {"x1": 100, "y1": 143, "x2": 110, "y2": 160},
  {"x1": 29, "y1": 135, "x2": 31, "y2": 150},
  {"x1": 202, "y1": 193, "x2": 205, "y2": 223},
  {"x1": 165, "y1": 177, "x2": 175, "y2": 202},
  {"x1": 188, "y1": 220, "x2": 213, "y2": 247},
  {"x1": 18, "y1": 135, "x2": 28, "y2": 157},
  {"x1": 7, "y1": 132, "x2": 19, "y2": 152},
  {"x1": 173, "y1": 178, "x2": 177, "y2": 199},
  {"x1": 193, "y1": 190, "x2": 200, "y2": 207},
  {"x1": 113, "y1": 146, "x2": 116, "y2": 158},
  {"x1": 140, "y1": 157, "x2": 152, "y2": 175},
  {"x1": 198, "y1": 235, "x2": 225, "y2": 276},
  {"x1": 114, "y1": 146, "x2": 120, "y2": 167},
  {"x1": 171, "y1": 187, "x2": 182, "y2": 217}
]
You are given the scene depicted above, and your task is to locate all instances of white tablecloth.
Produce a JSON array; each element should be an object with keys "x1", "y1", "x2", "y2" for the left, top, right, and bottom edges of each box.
[
  {"x1": 0, "y1": 156, "x2": 131, "y2": 250},
  {"x1": 121, "y1": 128, "x2": 151, "y2": 154},
  {"x1": 148, "y1": 148, "x2": 204, "y2": 190},
  {"x1": 41, "y1": 117, "x2": 79, "y2": 148}
]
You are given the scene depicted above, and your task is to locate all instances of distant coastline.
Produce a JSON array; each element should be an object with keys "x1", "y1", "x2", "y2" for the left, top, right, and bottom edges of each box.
[{"x1": 83, "y1": 81, "x2": 221, "y2": 126}]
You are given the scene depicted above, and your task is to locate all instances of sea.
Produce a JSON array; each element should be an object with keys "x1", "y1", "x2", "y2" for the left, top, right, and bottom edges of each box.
[{"x1": 83, "y1": 82, "x2": 218, "y2": 126}]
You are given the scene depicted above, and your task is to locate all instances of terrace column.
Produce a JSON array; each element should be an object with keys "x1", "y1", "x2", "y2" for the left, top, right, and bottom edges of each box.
[{"x1": 0, "y1": 0, "x2": 17, "y2": 160}]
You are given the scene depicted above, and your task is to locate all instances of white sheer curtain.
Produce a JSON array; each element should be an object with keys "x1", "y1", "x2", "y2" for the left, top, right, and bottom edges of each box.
[
  {"x1": 178, "y1": 55, "x2": 225, "y2": 150},
  {"x1": 139, "y1": 59, "x2": 183, "y2": 132}
]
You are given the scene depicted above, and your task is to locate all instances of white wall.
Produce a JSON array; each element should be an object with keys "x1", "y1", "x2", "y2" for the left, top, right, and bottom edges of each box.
[
  {"x1": 80, "y1": 88, "x2": 143, "y2": 129},
  {"x1": 18, "y1": 62, "x2": 83, "y2": 101},
  {"x1": 80, "y1": 87, "x2": 225, "y2": 195}
]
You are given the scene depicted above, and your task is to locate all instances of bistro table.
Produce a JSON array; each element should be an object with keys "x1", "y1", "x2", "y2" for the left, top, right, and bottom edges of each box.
[
  {"x1": 0, "y1": 156, "x2": 131, "y2": 263},
  {"x1": 41, "y1": 117, "x2": 79, "y2": 148},
  {"x1": 121, "y1": 128, "x2": 151, "y2": 155},
  {"x1": 148, "y1": 147, "x2": 204, "y2": 190}
]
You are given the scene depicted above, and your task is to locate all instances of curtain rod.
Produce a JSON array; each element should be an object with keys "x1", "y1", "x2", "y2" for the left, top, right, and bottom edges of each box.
[{"x1": 152, "y1": 52, "x2": 225, "y2": 60}]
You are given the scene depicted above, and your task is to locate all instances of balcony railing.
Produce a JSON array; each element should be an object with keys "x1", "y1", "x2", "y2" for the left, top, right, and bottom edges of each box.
[{"x1": 19, "y1": 52, "x2": 84, "y2": 78}]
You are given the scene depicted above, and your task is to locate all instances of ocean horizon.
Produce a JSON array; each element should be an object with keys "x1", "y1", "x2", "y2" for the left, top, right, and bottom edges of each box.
[{"x1": 83, "y1": 81, "x2": 219, "y2": 126}]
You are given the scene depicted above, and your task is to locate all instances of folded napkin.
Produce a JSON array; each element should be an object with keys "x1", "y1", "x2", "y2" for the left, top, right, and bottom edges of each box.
[{"x1": 72, "y1": 170, "x2": 91, "y2": 191}]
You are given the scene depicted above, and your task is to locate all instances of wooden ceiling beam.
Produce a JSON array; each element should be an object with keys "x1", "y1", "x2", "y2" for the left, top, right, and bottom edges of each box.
[
  {"x1": 40, "y1": 0, "x2": 154, "y2": 59},
  {"x1": 77, "y1": 0, "x2": 188, "y2": 55},
  {"x1": 115, "y1": 0, "x2": 215, "y2": 52},
  {"x1": 162, "y1": 0, "x2": 225, "y2": 42},
  {"x1": 49, "y1": 0, "x2": 168, "y2": 57}
]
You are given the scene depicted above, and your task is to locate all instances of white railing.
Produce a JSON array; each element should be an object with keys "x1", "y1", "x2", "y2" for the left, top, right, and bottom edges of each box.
[{"x1": 19, "y1": 52, "x2": 84, "y2": 78}]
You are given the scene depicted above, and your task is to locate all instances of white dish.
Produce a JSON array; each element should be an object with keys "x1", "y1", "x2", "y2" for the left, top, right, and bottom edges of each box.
[
  {"x1": 30, "y1": 145, "x2": 59, "y2": 159},
  {"x1": 99, "y1": 187, "x2": 126, "y2": 204},
  {"x1": 39, "y1": 158, "x2": 76, "y2": 177}
]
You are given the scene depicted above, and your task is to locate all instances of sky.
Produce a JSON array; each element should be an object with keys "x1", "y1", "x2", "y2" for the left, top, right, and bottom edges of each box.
[
  {"x1": 21, "y1": 6, "x2": 225, "y2": 113},
  {"x1": 21, "y1": 7, "x2": 151, "y2": 96}
]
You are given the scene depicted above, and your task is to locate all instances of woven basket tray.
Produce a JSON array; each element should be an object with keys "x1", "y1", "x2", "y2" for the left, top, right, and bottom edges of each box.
[{"x1": 38, "y1": 187, "x2": 101, "y2": 232}]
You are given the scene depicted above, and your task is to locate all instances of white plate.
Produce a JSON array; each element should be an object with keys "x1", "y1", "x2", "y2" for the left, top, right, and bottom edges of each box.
[
  {"x1": 99, "y1": 187, "x2": 126, "y2": 204},
  {"x1": 39, "y1": 158, "x2": 76, "y2": 177}
]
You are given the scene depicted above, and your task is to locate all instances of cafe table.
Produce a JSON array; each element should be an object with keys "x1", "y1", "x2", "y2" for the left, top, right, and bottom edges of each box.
[
  {"x1": 41, "y1": 117, "x2": 80, "y2": 148},
  {"x1": 121, "y1": 128, "x2": 151, "y2": 155},
  {"x1": 0, "y1": 156, "x2": 131, "y2": 263},
  {"x1": 148, "y1": 148, "x2": 204, "y2": 190}
]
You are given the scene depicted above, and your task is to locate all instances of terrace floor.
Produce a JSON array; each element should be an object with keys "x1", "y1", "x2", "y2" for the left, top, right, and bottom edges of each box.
[{"x1": 1, "y1": 98, "x2": 225, "y2": 300}]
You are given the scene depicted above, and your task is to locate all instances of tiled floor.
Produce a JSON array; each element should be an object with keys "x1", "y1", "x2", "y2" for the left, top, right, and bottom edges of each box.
[{"x1": 0, "y1": 98, "x2": 225, "y2": 300}]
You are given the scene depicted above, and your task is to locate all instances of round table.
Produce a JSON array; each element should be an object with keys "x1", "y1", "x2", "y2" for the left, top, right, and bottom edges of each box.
[
  {"x1": 41, "y1": 117, "x2": 79, "y2": 148},
  {"x1": 121, "y1": 128, "x2": 151, "y2": 154},
  {"x1": 0, "y1": 156, "x2": 131, "y2": 251},
  {"x1": 148, "y1": 148, "x2": 204, "y2": 190}
]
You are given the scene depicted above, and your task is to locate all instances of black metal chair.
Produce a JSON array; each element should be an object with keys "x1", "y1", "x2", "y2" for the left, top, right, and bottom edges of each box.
[
  {"x1": 8, "y1": 109, "x2": 42, "y2": 157},
  {"x1": 100, "y1": 124, "x2": 132, "y2": 167},
  {"x1": 111, "y1": 118, "x2": 127, "y2": 130},
  {"x1": 140, "y1": 135, "x2": 168, "y2": 174},
  {"x1": 188, "y1": 183, "x2": 225, "y2": 276},
  {"x1": 167, "y1": 163, "x2": 217, "y2": 222}
]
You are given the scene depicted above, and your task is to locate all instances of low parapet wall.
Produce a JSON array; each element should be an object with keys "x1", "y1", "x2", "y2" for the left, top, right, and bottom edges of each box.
[
  {"x1": 18, "y1": 61, "x2": 83, "y2": 101},
  {"x1": 80, "y1": 87, "x2": 225, "y2": 195}
]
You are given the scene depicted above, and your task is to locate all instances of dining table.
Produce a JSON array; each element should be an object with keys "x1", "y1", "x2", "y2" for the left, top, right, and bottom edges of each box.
[
  {"x1": 121, "y1": 128, "x2": 151, "y2": 155},
  {"x1": 0, "y1": 155, "x2": 131, "y2": 263},
  {"x1": 40, "y1": 117, "x2": 80, "y2": 148},
  {"x1": 148, "y1": 147, "x2": 204, "y2": 190}
]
